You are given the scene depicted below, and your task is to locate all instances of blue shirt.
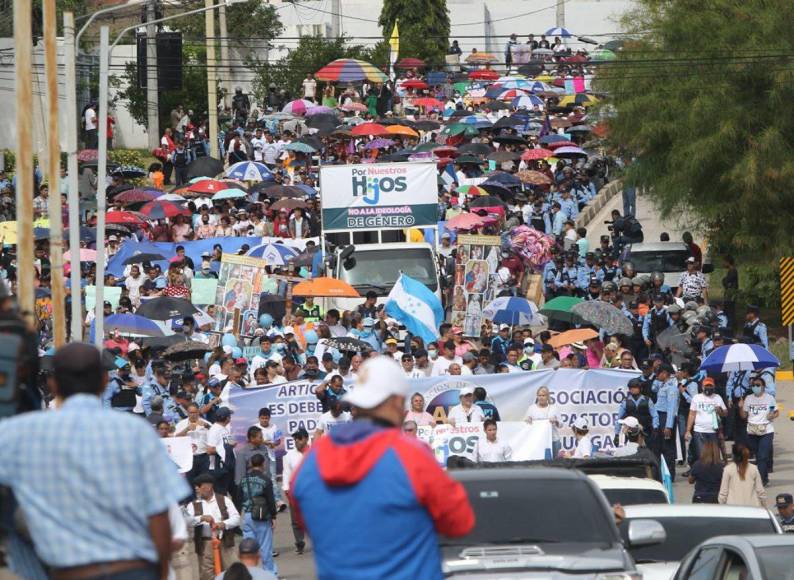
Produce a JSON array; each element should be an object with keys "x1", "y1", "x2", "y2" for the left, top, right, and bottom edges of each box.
[
  {"x1": 642, "y1": 307, "x2": 672, "y2": 341},
  {"x1": 0, "y1": 395, "x2": 189, "y2": 568},
  {"x1": 727, "y1": 371, "x2": 751, "y2": 399},
  {"x1": 141, "y1": 380, "x2": 180, "y2": 422},
  {"x1": 653, "y1": 378, "x2": 679, "y2": 428}
]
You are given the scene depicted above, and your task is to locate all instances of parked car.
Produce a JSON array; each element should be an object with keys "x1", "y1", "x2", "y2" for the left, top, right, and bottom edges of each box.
[
  {"x1": 620, "y1": 504, "x2": 782, "y2": 580},
  {"x1": 440, "y1": 466, "x2": 665, "y2": 578},
  {"x1": 674, "y1": 534, "x2": 794, "y2": 580},
  {"x1": 589, "y1": 474, "x2": 670, "y2": 505},
  {"x1": 623, "y1": 241, "x2": 713, "y2": 285}
]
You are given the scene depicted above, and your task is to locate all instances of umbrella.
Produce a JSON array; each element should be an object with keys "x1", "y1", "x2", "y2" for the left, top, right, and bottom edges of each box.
[
  {"x1": 492, "y1": 134, "x2": 527, "y2": 145},
  {"x1": 245, "y1": 243, "x2": 300, "y2": 265},
  {"x1": 396, "y1": 57, "x2": 425, "y2": 69},
  {"x1": 487, "y1": 151, "x2": 520, "y2": 162},
  {"x1": 136, "y1": 297, "x2": 199, "y2": 320},
  {"x1": 121, "y1": 252, "x2": 166, "y2": 265},
  {"x1": 104, "y1": 313, "x2": 164, "y2": 337},
  {"x1": 111, "y1": 165, "x2": 146, "y2": 179},
  {"x1": 513, "y1": 95, "x2": 545, "y2": 109},
  {"x1": 340, "y1": 102, "x2": 368, "y2": 113},
  {"x1": 469, "y1": 70, "x2": 499, "y2": 81},
  {"x1": 351, "y1": 123, "x2": 389, "y2": 136},
  {"x1": 306, "y1": 105, "x2": 336, "y2": 116},
  {"x1": 546, "y1": 27, "x2": 573, "y2": 38},
  {"x1": 331, "y1": 128, "x2": 353, "y2": 138},
  {"x1": 258, "y1": 294, "x2": 287, "y2": 322},
  {"x1": 540, "y1": 134, "x2": 571, "y2": 145},
  {"x1": 568, "y1": 125, "x2": 592, "y2": 133},
  {"x1": 656, "y1": 327, "x2": 695, "y2": 367},
  {"x1": 63, "y1": 248, "x2": 97, "y2": 263},
  {"x1": 412, "y1": 97, "x2": 444, "y2": 111},
  {"x1": 469, "y1": 195, "x2": 506, "y2": 208},
  {"x1": 457, "y1": 185, "x2": 488, "y2": 197},
  {"x1": 480, "y1": 181, "x2": 513, "y2": 196},
  {"x1": 271, "y1": 198, "x2": 307, "y2": 211},
  {"x1": 140, "y1": 334, "x2": 190, "y2": 350},
  {"x1": 158, "y1": 193, "x2": 186, "y2": 202},
  {"x1": 483, "y1": 297, "x2": 540, "y2": 326},
  {"x1": 402, "y1": 79, "x2": 428, "y2": 90},
  {"x1": 489, "y1": 88, "x2": 529, "y2": 100},
  {"x1": 105, "y1": 211, "x2": 146, "y2": 226},
  {"x1": 283, "y1": 142, "x2": 317, "y2": 153},
  {"x1": 493, "y1": 79, "x2": 534, "y2": 92},
  {"x1": 465, "y1": 52, "x2": 498, "y2": 64},
  {"x1": 162, "y1": 340, "x2": 213, "y2": 362},
  {"x1": 558, "y1": 94, "x2": 599, "y2": 107},
  {"x1": 225, "y1": 161, "x2": 274, "y2": 182},
  {"x1": 282, "y1": 99, "x2": 315, "y2": 116},
  {"x1": 292, "y1": 277, "x2": 359, "y2": 298},
  {"x1": 458, "y1": 143, "x2": 493, "y2": 156},
  {"x1": 446, "y1": 212, "x2": 487, "y2": 231},
  {"x1": 539, "y1": 296, "x2": 584, "y2": 324},
  {"x1": 521, "y1": 148, "x2": 554, "y2": 161},
  {"x1": 306, "y1": 113, "x2": 339, "y2": 129},
  {"x1": 140, "y1": 200, "x2": 190, "y2": 219},
  {"x1": 603, "y1": 40, "x2": 625, "y2": 52},
  {"x1": 114, "y1": 188, "x2": 161, "y2": 204},
  {"x1": 493, "y1": 116, "x2": 524, "y2": 129},
  {"x1": 315, "y1": 58, "x2": 388, "y2": 83},
  {"x1": 547, "y1": 140, "x2": 577, "y2": 149},
  {"x1": 484, "y1": 171, "x2": 522, "y2": 187},
  {"x1": 700, "y1": 344, "x2": 780, "y2": 373},
  {"x1": 554, "y1": 146, "x2": 588, "y2": 158},
  {"x1": 363, "y1": 138, "x2": 396, "y2": 150},
  {"x1": 77, "y1": 149, "x2": 98, "y2": 162},
  {"x1": 517, "y1": 62, "x2": 545, "y2": 77},
  {"x1": 212, "y1": 188, "x2": 248, "y2": 201},
  {"x1": 590, "y1": 49, "x2": 617, "y2": 62},
  {"x1": 548, "y1": 328, "x2": 598, "y2": 349},
  {"x1": 516, "y1": 170, "x2": 553, "y2": 185},
  {"x1": 254, "y1": 184, "x2": 305, "y2": 199},
  {"x1": 385, "y1": 125, "x2": 419, "y2": 137},
  {"x1": 186, "y1": 179, "x2": 230, "y2": 195},
  {"x1": 571, "y1": 301, "x2": 633, "y2": 335},
  {"x1": 455, "y1": 154, "x2": 484, "y2": 165},
  {"x1": 414, "y1": 120, "x2": 441, "y2": 131},
  {"x1": 324, "y1": 337, "x2": 372, "y2": 353},
  {"x1": 185, "y1": 157, "x2": 224, "y2": 180}
]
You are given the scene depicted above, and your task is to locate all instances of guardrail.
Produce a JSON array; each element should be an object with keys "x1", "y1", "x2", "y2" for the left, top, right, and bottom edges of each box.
[{"x1": 576, "y1": 179, "x2": 623, "y2": 229}]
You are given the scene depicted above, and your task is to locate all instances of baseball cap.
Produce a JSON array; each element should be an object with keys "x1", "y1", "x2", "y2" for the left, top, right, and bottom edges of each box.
[
  {"x1": 459, "y1": 386, "x2": 474, "y2": 396},
  {"x1": 462, "y1": 352, "x2": 476, "y2": 362},
  {"x1": 215, "y1": 407, "x2": 233, "y2": 420},
  {"x1": 573, "y1": 417, "x2": 589, "y2": 431},
  {"x1": 343, "y1": 356, "x2": 408, "y2": 409},
  {"x1": 238, "y1": 538, "x2": 260, "y2": 555},
  {"x1": 222, "y1": 345, "x2": 233, "y2": 355},
  {"x1": 619, "y1": 416, "x2": 641, "y2": 430},
  {"x1": 234, "y1": 357, "x2": 247, "y2": 365},
  {"x1": 208, "y1": 377, "x2": 221, "y2": 388},
  {"x1": 702, "y1": 377, "x2": 716, "y2": 387},
  {"x1": 441, "y1": 232, "x2": 451, "y2": 239},
  {"x1": 499, "y1": 323, "x2": 510, "y2": 331},
  {"x1": 776, "y1": 493, "x2": 793, "y2": 508},
  {"x1": 523, "y1": 337, "x2": 535, "y2": 346},
  {"x1": 385, "y1": 337, "x2": 398, "y2": 345},
  {"x1": 686, "y1": 256, "x2": 696, "y2": 263}
]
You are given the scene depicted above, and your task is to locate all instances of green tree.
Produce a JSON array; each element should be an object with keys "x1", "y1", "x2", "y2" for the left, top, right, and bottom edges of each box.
[
  {"x1": 174, "y1": 0, "x2": 283, "y2": 43},
  {"x1": 379, "y1": 0, "x2": 450, "y2": 67},
  {"x1": 597, "y1": 0, "x2": 794, "y2": 258}
]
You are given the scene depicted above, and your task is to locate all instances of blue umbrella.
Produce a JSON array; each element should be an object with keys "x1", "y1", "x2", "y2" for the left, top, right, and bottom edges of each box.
[
  {"x1": 295, "y1": 184, "x2": 318, "y2": 197},
  {"x1": 212, "y1": 188, "x2": 248, "y2": 201},
  {"x1": 540, "y1": 134, "x2": 570, "y2": 145},
  {"x1": 546, "y1": 27, "x2": 572, "y2": 38},
  {"x1": 104, "y1": 313, "x2": 164, "y2": 337},
  {"x1": 225, "y1": 161, "x2": 274, "y2": 182},
  {"x1": 484, "y1": 171, "x2": 522, "y2": 187},
  {"x1": 512, "y1": 95, "x2": 545, "y2": 109},
  {"x1": 245, "y1": 243, "x2": 299, "y2": 265},
  {"x1": 482, "y1": 297, "x2": 540, "y2": 326},
  {"x1": 700, "y1": 344, "x2": 780, "y2": 373}
]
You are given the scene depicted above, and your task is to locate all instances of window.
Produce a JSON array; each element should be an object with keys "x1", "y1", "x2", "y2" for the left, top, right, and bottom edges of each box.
[
  {"x1": 721, "y1": 550, "x2": 749, "y2": 580},
  {"x1": 684, "y1": 547, "x2": 722, "y2": 580},
  {"x1": 754, "y1": 546, "x2": 794, "y2": 580}
]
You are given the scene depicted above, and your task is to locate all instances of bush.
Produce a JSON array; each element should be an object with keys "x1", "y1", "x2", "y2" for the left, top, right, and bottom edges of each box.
[
  {"x1": 108, "y1": 149, "x2": 146, "y2": 168},
  {"x1": 737, "y1": 265, "x2": 780, "y2": 313},
  {"x1": 1, "y1": 150, "x2": 15, "y2": 173}
]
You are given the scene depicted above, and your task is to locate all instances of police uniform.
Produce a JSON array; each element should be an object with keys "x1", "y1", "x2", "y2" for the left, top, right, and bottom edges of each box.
[
  {"x1": 742, "y1": 316, "x2": 768, "y2": 348},
  {"x1": 776, "y1": 494, "x2": 794, "y2": 533},
  {"x1": 616, "y1": 393, "x2": 659, "y2": 437},
  {"x1": 555, "y1": 264, "x2": 582, "y2": 296}
]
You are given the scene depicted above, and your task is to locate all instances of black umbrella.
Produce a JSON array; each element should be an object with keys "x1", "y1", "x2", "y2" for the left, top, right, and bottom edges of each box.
[
  {"x1": 122, "y1": 252, "x2": 167, "y2": 265},
  {"x1": 305, "y1": 113, "x2": 339, "y2": 129},
  {"x1": 140, "y1": 334, "x2": 189, "y2": 350},
  {"x1": 298, "y1": 135, "x2": 323, "y2": 150},
  {"x1": 162, "y1": 340, "x2": 213, "y2": 361},
  {"x1": 455, "y1": 154, "x2": 484, "y2": 165},
  {"x1": 253, "y1": 184, "x2": 305, "y2": 199},
  {"x1": 493, "y1": 117, "x2": 523, "y2": 129},
  {"x1": 493, "y1": 134, "x2": 527, "y2": 145},
  {"x1": 414, "y1": 120, "x2": 441, "y2": 131},
  {"x1": 136, "y1": 297, "x2": 198, "y2": 320},
  {"x1": 258, "y1": 294, "x2": 287, "y2": 322},
  {"x1": 458, "y1": 143, "x2": 493, "y2": 156},
  {"x1": 486, "y1": 150, "x2": 520, "y2": 162},
  {"x1": 469, "y1": 195, "x2": 507, "y2": 208},
  {"x1": 568, "y1": 125, "x2": 592, "y2": 133},
  {"x1": 186, "y1": 157, "x2": 224, "y2": 180},
  {"x1": 517, "y1": 62, "x2": 545, "y2": 77},
  {"x1": 106, "y1": 183, "x2": 133, "y2": 198},
  {"x1": 111, "y1": 166, "x2": 147, "y2": 179},
  {"x1": 480, "y1": 181, "x2": 513, "y2": 196},
  {"x1": 325, "y1": 337, "x2": 371, "y2": 353},
  {"x1": 484, "y1": 100, "x2": 511, "y2": 111},
  {"x1": 104, "y1": 224, "x2": 135, "y2": 235},
  {"x1": 449, "y1": 109, "x2": 470, "y2": 118}
]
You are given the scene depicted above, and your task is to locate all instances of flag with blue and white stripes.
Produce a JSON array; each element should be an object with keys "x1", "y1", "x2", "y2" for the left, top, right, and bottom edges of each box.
[{"x1": 385, "y1": 274, "x2": 444, "y2": 344}]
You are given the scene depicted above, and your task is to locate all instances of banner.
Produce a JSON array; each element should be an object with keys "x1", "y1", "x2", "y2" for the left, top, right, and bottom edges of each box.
[
  {"x1": 452, "y1": 234, "x2": 502, "y2": 336},
  {"x1": 229, "y1": 369, "x2": 640, "y2": 461},
  {"x1": 320, "y1": 161, "x2": 438, "y2": 232},
  {"x1": 162, "y1": 436, "x2": 193, "y2": 473},
  {"x1": 191, "y1": 279, "x2": 218, "y2": 305}
]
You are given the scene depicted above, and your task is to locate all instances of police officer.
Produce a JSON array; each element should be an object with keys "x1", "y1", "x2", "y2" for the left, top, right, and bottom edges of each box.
[
  {"x1": 555, "y1": 252, "x2": 582, "y2": 297},
  {"x1": 615, "y1": 378, "x2": 659, "y2": 444},
  {"x1": 643, "y1": 294, "x2": 673, "y2": 350},
  {"x1": 595, "y1": 234, "x2": 614, "y2": 262},
  {"x1": 580, "y1": 252, "x2": 602, "y2": 282},
  {"x1": 618, "y1": 277, "x2": 634, "y2": 303},
  {"x1": 776, "y1": 494, "x2": 794, "y2": 533},
  {"x1": 583, "y1": 276, "x2": 602, "y2": 301},
  {"x1": 742, "y1": 305, "x2": 768, "y2": 348},
  {"x1": 543, "y1": 254, "x2": 562, "y2": 298},
  {"x1": 653, "y1": 364, "x2": 680, "y2": 480}
]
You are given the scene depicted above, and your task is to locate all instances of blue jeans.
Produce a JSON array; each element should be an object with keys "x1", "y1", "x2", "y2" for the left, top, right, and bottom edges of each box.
[
  {"x1": 243, "y1": 512, "x2": 278, "y2": 576},
  {"x1": 622, "y1": 184, "x2": 636, "y2": 217},
  {"x1": 269, "y1": 457, "x2": 283, "y2": 503},
  {"x1": 747, "y1": 432, "x2": 774, "y2": 484}
]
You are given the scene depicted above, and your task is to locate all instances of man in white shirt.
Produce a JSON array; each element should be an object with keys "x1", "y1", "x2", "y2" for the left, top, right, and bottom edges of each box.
[
  {"x1": 447, "y1": 387, "x2": 486, "y2": 426},
  {"x1": 206, "y1": 407, "x2": 236, "y2": 493},
  {"x1": 84, "y1": 102, "x2": 98, "y2": 148},
  {"x1": 314, "y1": 400, "x2": 352, "y2": 438},
  {"x1": 254, "y1": 407, "x2": 286, "y2": 510},
  {"x1": 281, "y1": 427, "x2": 311, "y2": 554},
  {"x1": 476, "y1": 419, "x2": 512, "y2": 462},
  {"x1": 175, "y1": 403, "x2": 211, "y2": 475},
  {"x1": 504, "y1": 347, "x2": 524, "y2": 373},
  {"x1": 251, "y1": 128, "x2": 267, "y2": 162},
  {"x1": 186, "y1": 473, "x2": 241, "y2": 579},
  {"x1": 400, "y1": 354, "x2": 425, "y2": 379},
  {"x1": 250, "y1": 338, "x2": 283, "y2": 374},
  {"x1": 302, "y1": 73, "x2": 317, "y2": 101},
  {"x1": 431, "y1": 340, "x2": 463, "y2": 376}
]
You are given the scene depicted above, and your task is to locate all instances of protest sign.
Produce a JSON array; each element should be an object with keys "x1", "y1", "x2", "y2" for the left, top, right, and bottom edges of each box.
[
  {"x1": 320, "y1": 161, "x2": 438, "y2": 232},
  {"x1": 452, "y1": 234, "x2": 502, "y2": 336},
  {"x1": 85, "y1": 285, "x2": 121, "y2": 311},
  {"x1": 162, "y1": 436, "x2": 193, "y2": 473},
  {"x1": 191, "y1": 279, "x2": 218, "y2": 305}
]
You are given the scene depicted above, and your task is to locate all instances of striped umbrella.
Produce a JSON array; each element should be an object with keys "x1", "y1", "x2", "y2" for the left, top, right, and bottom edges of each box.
[
  {"x1": 700, "y1": 344, "x2": 780, "y2": 373},
  {"x1": 457, "y1": 185, "x2": 488, "y2": 196},
  {"x1": 225, "y1": 161, "x2": 274, "y2": 182},
  {"x1": 483, "y1": 297, "x2": 541, "y2": 326},
  {"x1": 315, "y1": 58, "x2": 388, "y2": 83},
  {"x1": 512, "y1": 94, "x2": 545, "y2": 109},
  {"x1": 140, "y1": 200, "x2": 190, "y2": 219},
  {"x1": 245, "y1": 243, "x2": 300, "y2": 265},
  {"x1": 545, "y1": 27, "x2": 573, "y2": 37},
  {"x1": 282, "y1": 99, "x2": 315, "y2": 115}
]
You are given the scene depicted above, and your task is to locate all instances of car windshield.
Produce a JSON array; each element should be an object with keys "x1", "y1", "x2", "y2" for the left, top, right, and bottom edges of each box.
[
  {"x1": 601, "y1": 488, "x2": 668, "y2": 506},
  {"x1": 755, "y1": 546, "x2": 794, "y2": 579},
  {"x1": 338, "y1": 248, "x2": 437, "y2": 295},
  {"x1": 621, "y1": 517, "x2": 777, "y2": 562},
  {"x1": 442, "y1": 479, "x2": 615, "y2": 546},
  {"x1": 629, "y1": 249, "x2": 689, "y2": 273}
]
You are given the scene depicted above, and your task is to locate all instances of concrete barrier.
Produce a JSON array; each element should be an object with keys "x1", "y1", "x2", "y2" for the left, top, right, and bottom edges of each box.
[{"x1": 577, "y1": 179, "x2": 623, "y2": 229}]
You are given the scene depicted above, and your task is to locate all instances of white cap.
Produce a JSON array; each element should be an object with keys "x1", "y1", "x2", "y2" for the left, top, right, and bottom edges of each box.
[
  {"x1": 283, "y1": 326, "x2": 295, "y2": 335},
  {"x1": 619, "y1": 416, "x2": 640, "y2": 429},
  {"x1": 343, "y1": 356, "x2": 408, "y2": 409},
  {"x1": 222, "y1": 345, "x2": 233, "y2": 355},
  {"x1": 573, "y1": 417, "x2": 589, "y2": 431},
  {"x1": 523, "y1": 337, "x2": 535, "y2": 346},
  {"x1": 127, "y1": 342, "x2": 140, "y2": 353},
  {"x1": 499, "y1": 323, "x2": 510, "y2": 331},
  {"x1": 459, "y1": 386, "x2": 474, "y2": 396}
]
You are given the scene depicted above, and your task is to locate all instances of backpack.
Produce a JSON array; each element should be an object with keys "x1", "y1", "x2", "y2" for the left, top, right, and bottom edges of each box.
[
  {"x1": 173, "y1": 149, "x2": 187, "y2": 167},
  {"x1": 192, "y1": 493, "x2": 236, "y2": 551}
]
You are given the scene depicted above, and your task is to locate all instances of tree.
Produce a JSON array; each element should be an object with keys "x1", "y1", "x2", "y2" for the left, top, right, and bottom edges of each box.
[
  {"x1": 379, "y1": 0, "x2": 450, "y2": 67},
  {"x1": 175, "y1": 0, "x2": 283, "y2": 44},
  {"x1": 597, "y1": 0, "x2": 794, "y2": 258}
]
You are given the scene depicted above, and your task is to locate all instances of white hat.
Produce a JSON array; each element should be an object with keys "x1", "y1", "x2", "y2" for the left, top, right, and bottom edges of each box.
[
  {"x1": 222, "y1": 345, "x2": 233, "y2": 355},
  {"x1": 127, "y1": 342, "x2": 140, "y2": 353},
  {"x1": 523, "y1": 337, "x2": 535, "y2": 346},
  {"x1": 499, "y1": 323, "x2": 510, "y2": 331},
  {"x1": 343, "y1": 356, "x2": 408, "y2": 409},
  {"x1": 571, "y1": 341, "x2": 586, "y2": 350},
  {"x1": 619, "y1": 416, "x2": 640, "y2": 430},
  {"x1": 459, "y1": 386, "x2": 474, "y2": 396},
  {"x1": 573, "y1": 417, "x2": 589, "y2": 431}
]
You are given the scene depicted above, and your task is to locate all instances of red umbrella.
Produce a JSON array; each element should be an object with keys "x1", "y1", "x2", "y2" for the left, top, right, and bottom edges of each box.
[
  {"x1": 140, "y1": 200, "x2": 190, "y2": 219},
  {"x1": 521, "y1": 148, "x2": 554, "y2": 161},
  {"x1": 447, "y1": 212, "x2": 487, "y2": 231},
  {"x1": 402, "y1": 79, "x2": 428, "y2": 90},
  {"x1": 547, "y1": 140, "x2": 577, "y2": 150},
  {"x1": 186, "y1": 179, "x2": 230, "y2": 194},
  {"x1": 562, "y1": 54, "x2": 588, "y2": 63},
  {"x1": 351, "y1": 123, "x2": 390, "y2": 136},
  {"x1": 413, "y1": 97, "x2": 444, "y2": 110},
  {"x1": 106, "y1": 211, "x2": 146, "y2": 225},
  {"x1": 469, "y1": 70, "x2": 499, "y2": 81},
  {"x1": 433, "y1": 145, "x2": 458, "y2": 158},
  {"x1": 396, "y1": 57, "x2": 426, "y2": 69},
  {"x1": 77, "y1": 149, "x2": 98, "y2": 162},
  {"x1": 114, "y1": 188, "x2": 161, "y2": 204}
]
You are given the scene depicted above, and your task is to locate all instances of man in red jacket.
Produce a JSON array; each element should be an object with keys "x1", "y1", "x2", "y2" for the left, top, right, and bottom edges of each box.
[{"x1": 291, "y1": 356, "x2": 475, "y2": 579}]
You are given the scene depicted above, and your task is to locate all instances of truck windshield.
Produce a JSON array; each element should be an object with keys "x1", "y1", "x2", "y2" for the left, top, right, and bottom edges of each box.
[
  {"x1": 629, "y1": 250, "x2": 689, "y2": 273},
  {"x1": 338, "y1": 248, "x2": 438, "y2": 295}
]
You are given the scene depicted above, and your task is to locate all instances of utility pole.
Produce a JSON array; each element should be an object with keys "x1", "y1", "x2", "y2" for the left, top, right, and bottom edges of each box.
[
  {"x1": 218, "y1": 1, "x2": 231, "y2": 109},
  {"x1": 331, "y1": 0, "x2": 342, "y2": 38},
  {"x1": 146, "y1": 0, "x2": 160, "y2": 151},
  {"x1": 555, "y1": 0, "x2": 565, "y2": 28},
  {"x1": 64, "y1": 12, "x2": 82, "y2": 341},
  {"x1": 14, "y1": 0, "x2": 34, "y2": 327},
  {"x1": 205, "y1": 0, "x2": 219, "y2": 158},
  {"x1": 94, "y1": 25, "x2": 110, "y2": 348},
  {"x1": 43, "y1": 0, "x2": 65, "y2": 346}
]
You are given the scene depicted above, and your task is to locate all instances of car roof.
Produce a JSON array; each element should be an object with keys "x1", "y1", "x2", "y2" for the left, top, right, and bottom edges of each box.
[
  {"x1": 624, "y1": 504, "x2": 773, "y2": 519},
  {"x1": 452, "y1": 466, "x2": 589, "y2": 483},
  {"x1": 628, "y1": 242, "x2": 688, "y2": 252},
  {"x1": 589, "y1": 474, "x2": 668, "y2": 493},
  {"x1": 708, "y1": 534, "x2": 794, "y2": 548}
]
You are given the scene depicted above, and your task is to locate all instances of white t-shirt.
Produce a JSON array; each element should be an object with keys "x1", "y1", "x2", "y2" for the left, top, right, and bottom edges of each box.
[
  {"x1": 690, "y1": 393, "x2": 726, "y2": 433},
  {"x1": 476, "y1": 437, "x2": 512, "y2": 463},
  {"x1": 431, "y1": 356, "x2": 463, "y2": 376},
  {"x1": 743, "y1": 393, "x2": 776, "y2": 433},
  {"x1": 255, "y1": 423, "x2": 282, "y2": 461},
  {"x1": 282, "y1": 448, "x2": 308, "y2": 493},
  {"x1": 302, "y1": 78, "x2": 317, "y2": 99},
  {"x1": 447, "y1": 403, "x2": 485, "y2": 426},
  {"x1": 317, "y1": 410, "x2": 352, "y2": 434},
  {"x1": 524, "y1": 403, "x2": 561, "y2": 441},
  {"x1": 207, "y1": 422, "x2": 231, "y2": 464},
  {"x1": 85, "y1": 107, "x2": 97, "y2": 131},
  {"x1": 572, "y1": 434, "x2": 593, "y2": 458},
  {"x1": 174, "y1": 419, "x2": 210, "y2": 454},
  {"x1": 251, "y1": 136, "x2": 267, "y2": 161}
]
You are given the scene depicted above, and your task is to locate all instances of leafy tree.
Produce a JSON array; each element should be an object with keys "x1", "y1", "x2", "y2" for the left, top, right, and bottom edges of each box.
[
  {"x1": 174, "y1": 0, "x2": 283, "y2": 44},
  {"x1": 379, "y1": 0, "x2": 450, "y2": 67},
  {"x1": 597, "y1": 0, "x2": 794, "y2": 258}
]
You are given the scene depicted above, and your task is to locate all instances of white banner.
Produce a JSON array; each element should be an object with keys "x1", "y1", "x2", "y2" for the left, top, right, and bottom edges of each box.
[
  {"x1": 320, "y1": 161, "x2": 439, "y2": 231},
  {"x1": 162, "y1": 436, "x2": 194, "y2": 474}
]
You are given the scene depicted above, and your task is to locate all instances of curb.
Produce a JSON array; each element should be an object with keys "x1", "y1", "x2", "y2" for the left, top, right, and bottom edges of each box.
[
  {"x1": 776, "y1": 370, "x2": 793, "y2": 381},
  {"x1": 577, "y1": 179, "x2": 623, "y2": 230}
]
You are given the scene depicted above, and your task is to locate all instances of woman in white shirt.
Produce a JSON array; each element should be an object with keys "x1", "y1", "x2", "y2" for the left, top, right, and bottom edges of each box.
[
  {"x1": 564, "y1": 417, "x2": 592, "y2": 458},
  {"x1": 739, "y1": 376, "x2": 778, "y2": 486},
  {"x1": 447, "y1": 387, "x2": 485, "y2": 426},
  {"x1": 476, "y1": 419, "x2": 512, "y2": 463},
  {"x1": 524, "y1": 386, "x2": 561, "y2": 457}
]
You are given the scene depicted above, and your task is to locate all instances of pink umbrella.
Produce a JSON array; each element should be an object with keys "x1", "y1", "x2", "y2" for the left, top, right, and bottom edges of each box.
[
  {"x1": 282, "y1": 99, "x2": 314, "y2": 116},
  {"x1": 65, "y1": 248, "x2": 98, "y2": 262},
  {"x1": 363, "y1": 138, "x2": 395, "y2": 149},
  {"x1": 340, "y1": 102, "x2": 368, "y2": 113},
  {"x1": 306, "y1": 105, "x2": 336, "y2": 116},
  {"x1": 447, "y1": 212, "x2": 487, "y2": 231}
]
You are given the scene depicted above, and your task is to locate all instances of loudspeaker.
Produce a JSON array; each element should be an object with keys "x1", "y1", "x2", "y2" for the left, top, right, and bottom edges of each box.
[{"x1": 136, "y1": 32, "x2": 182, "y2": 91}]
